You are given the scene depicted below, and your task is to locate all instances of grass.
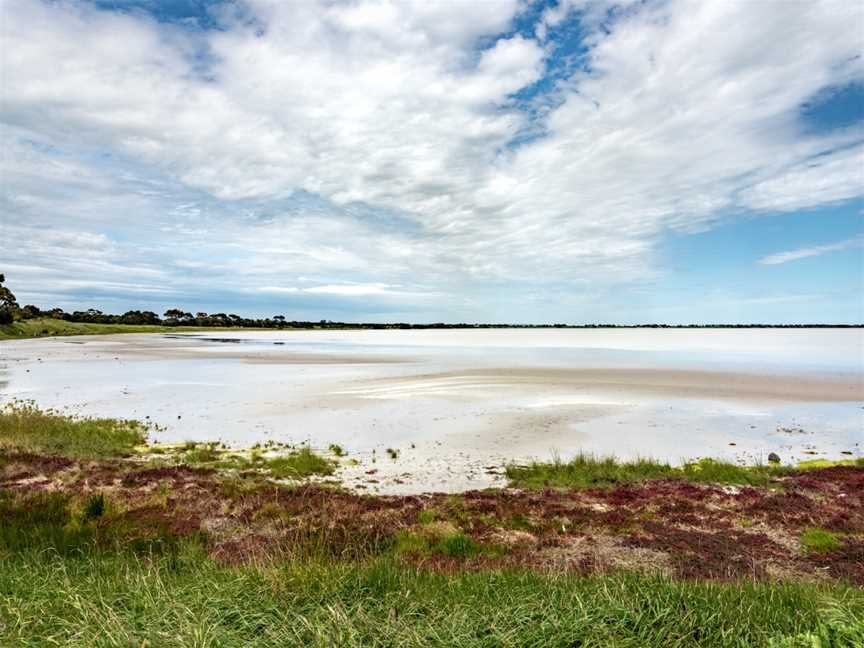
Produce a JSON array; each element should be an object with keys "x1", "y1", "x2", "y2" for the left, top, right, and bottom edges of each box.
[
  {"x1": 0, "y1": 548, "x2": 861, "y2": 647},
  {"x1": 394, "y1": 521, "x2": 490, "y2": 558},
  {"x1": 266, "y1": 447, "x2": 336, "y2": 479},
  {"x1": 6, "y1": 489, "x2": 858, "y2": 647},
  {"x1": 0, "y1": 400, "x2": 147, "y2": 458},
  {"x1": 175, "y1": 442, "x2": 336, "y2": 479},
  {"x1": 0, "y1": 317, "x2": 275, "y2": 340},
  {"x1": 506, "y1": 453, "x2": 799, "y2": 489},
  {"x1": 0, "y1": 403, "x2": 335, "y2": 481},
  {"x1": 800, "y1": 527, "x2": 844, "y2": 555}
]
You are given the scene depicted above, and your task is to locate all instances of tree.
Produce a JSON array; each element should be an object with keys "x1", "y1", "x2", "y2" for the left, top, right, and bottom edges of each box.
[
  {"x1": 0, "y1": 274, "x2": 20, "y2": 324},
  {"x1": 20, "y1": 304, "x2": 42, "y2": 319},
  {"x1": 163, "y1": 308, "x2": 193, "y2": 325}
]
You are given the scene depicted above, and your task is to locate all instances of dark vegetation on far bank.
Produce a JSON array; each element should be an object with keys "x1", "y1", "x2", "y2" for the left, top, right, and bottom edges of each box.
[
  {"x1": 1, "y1": 274, "x2": 860, "y2": 332},
  {"x1": 1, "y1": 403, "x2": 863, "y2": 645}
]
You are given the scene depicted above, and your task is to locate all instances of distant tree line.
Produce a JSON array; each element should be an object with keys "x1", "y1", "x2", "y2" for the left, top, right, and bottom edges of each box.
[{"x1": 0, "y1": 275, "x2": 860, "y2": 329}]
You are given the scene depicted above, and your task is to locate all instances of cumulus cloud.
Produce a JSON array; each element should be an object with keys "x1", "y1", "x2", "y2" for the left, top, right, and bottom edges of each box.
[{"x1": 1, "y1": 0, "x2": 862, "y2": 319}]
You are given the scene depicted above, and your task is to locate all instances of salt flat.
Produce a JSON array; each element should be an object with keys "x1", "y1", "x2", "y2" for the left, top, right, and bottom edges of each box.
[{"x1": 1, "y1": 329, "x2": 862, "y2": 493}]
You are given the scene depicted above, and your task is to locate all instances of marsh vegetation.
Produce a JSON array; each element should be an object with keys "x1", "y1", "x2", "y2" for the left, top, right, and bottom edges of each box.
[{"x1": 1, "y1": 404, "x2": 862, "y2": 646}]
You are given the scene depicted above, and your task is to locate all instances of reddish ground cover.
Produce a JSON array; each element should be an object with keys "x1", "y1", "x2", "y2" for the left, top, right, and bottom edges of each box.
[{"x1": 2, "y1": 454, "x2": 861, "y2": 583}]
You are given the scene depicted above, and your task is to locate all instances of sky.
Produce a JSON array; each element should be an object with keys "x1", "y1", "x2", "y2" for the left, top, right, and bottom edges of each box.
[{"x1": 1, "y1": 0, "x2": 863, "y2": 324}]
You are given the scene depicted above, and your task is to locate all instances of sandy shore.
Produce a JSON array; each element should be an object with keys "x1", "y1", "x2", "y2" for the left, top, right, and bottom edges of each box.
[
  {"x1": 337, "y1": 367, "x2": 864, "y2": 403},
  {"x1": 2, "y1": 331, "x2": 862, "y2": 493}
]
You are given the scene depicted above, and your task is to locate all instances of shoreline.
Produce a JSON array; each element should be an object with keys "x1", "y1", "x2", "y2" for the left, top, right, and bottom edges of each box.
[
  {"x1": 3, "y1": 331, "x2": 862, "y2": 493},
  {"x1": 3, "y1": 317, "x2": 861, "y2": 343}
]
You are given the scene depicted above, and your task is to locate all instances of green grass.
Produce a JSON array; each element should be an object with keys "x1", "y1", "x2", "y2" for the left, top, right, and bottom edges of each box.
[
  {"x1": 265, "y1": 447, "x2": 336, "y2": 479},
  {"x1": 0, "y1": 317, "x2": 273, "y2": 340},
  {"x1": 8, "y1": 490, "x2": 857, "y2": 647},
  {"x1": 505, "y1": 453, "x2": 797, "y2": 489},
  {"x1": 0, "y1": 403, "x2": 335, "y2": 482},
  {"x1": 0, "y1": 401, "x2": 147, "y2": 458},
  {"x1": 181, "y1": 441, "x2": 223, "y2": 464},
  {"x1": 0, "y1": 548, "x2": 861, "y2": 648},
  {"x1": 800, "y1": 527, "x2": 844, "y2": 555},
  {"x1": 175, "y1": 443, "x2": 336, "y2": 479}
]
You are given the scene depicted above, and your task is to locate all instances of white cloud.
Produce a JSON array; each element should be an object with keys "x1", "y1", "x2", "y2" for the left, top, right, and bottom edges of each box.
[
  {"x1": 260, "y1": 283, "x2": 439, "y2": 299},
  {"x1": 1, "y1": 0, "x2": 863, "y2": 318},
  {"x1": 740, "y1": 146, "x2": 864, "y2": 212},
  {"x1": 758, "y1": 236, "x2": 864, "y2": 265},
  {"x1": 303, "y1": 284, "x2": 397, "y2": 297}
]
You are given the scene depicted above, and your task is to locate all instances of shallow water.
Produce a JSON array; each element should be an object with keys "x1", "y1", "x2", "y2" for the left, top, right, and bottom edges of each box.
[{"x1": 1, "y1": 329, "x2": 862, "y2": 493}]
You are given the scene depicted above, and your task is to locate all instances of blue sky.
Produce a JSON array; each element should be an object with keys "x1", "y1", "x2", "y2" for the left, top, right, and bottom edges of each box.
[{"x1": 1, "y1": 0, "x2": 863, "y2": 323}]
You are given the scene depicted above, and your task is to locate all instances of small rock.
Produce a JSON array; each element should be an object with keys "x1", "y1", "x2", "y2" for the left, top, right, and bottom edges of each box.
[{"x1": 767, "y1": 452, "x2": 781, "y2": 464}]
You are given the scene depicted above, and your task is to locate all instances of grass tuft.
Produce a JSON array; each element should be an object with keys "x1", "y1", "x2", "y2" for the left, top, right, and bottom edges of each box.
[
  {"x1": 800, "y1": 527, "x2": 843, "y2": 555},
  {"x1": 82, "y1": 493, "x2": 106, "y2": 520},
  {"x1": 266, "y1": 447, "x2": 336, "y2": 479},
  {"x1": 0, "y1": 401, "x2": 147, "y2": 458}
]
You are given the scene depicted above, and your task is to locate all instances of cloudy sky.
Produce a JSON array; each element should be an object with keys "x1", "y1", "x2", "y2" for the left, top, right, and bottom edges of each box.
[{"x1": 1, "y1": 0, "x2": 862, "y2": 323}]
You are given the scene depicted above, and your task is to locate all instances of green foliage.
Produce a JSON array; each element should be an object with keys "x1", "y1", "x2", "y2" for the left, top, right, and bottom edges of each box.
[
  {"x1": 181, "y1": 442, "x2": 221, "y2": 464},
  {"x1": 506, "y1": 453, "x2": 798, "y2": 489},
  {"x1": 265, "y1": 447, "x2": 335, "y2": 479},
  {"x1": 680, "y1": 458, "x2": 795, "y2": 485},
  {"x1": 0, "y1": 490, "x2": 93, "y2": 554},
  {"x1": 394, "y1": 520, "x2": 489, "y2": 559},
  {"x1": 0, "y1": 401, "x2": 147, "y2": 458},
  {"x1": 1, "y1": 549, "x2": 862, "y2": 647},
  {"x1": 160, "y1": 441, "x2": 335, "y2": 480},
  {"x1": 506, "y1": 453, "x2": 677, "y2": 489},
  {"x1": 0, "y1": 317, "x2": 166, "y2": 340},
  {"x1": 0, "y1": 273, "x2": 19, "y2": 323},
  {"x1": 328, "y1": 443, "x2": 346, "y2": 457},
  {"x1": 800, "y1": 528, "x2": 843, "y2": 555},
  {"x1": 436, "y1": 533, "x2": 481, "y2": 557},
  {"x1": 82, "y1": 493, "x2": 106, "y2": 520},
  {"x1": 0, "y1": 317, "x2": 277, "y2": 340},
  {"x1": 416, "y1": 509, "x2": 439, "y2": 524},
  {"x1": 385, "y1": 447, "x2": 399, "y2": 460}
]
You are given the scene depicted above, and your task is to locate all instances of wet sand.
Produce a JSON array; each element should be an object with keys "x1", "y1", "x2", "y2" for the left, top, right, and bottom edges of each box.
[
  {"x1": 1, "y1": 330, "x2": 862, "y2": 493},
  {"x1": 338, "y1": 367, "x2": 863, "y2": 402}
]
